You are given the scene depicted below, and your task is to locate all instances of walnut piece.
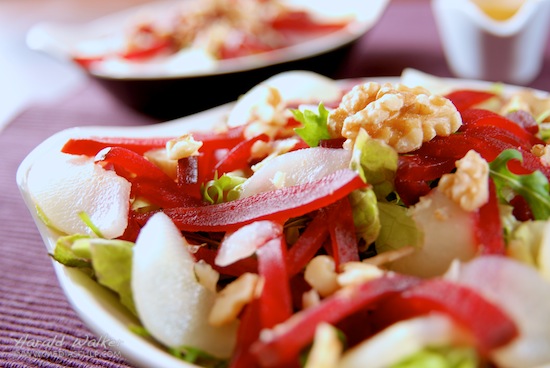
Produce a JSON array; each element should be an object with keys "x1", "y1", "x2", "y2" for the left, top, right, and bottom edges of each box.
[
  {"x1": 336, "y1": 262, "x2": 384, "y2": 288},
  {"x1": 328, "y1": 82, "x2": 462, "y2": 153},
  {"x1": 501, "y1": 90, "x2": 550, "y2": 123},
  {"x1": 166, "y1": 134, "x2": 203, "y2": 160},
  {"x1": 304, "y1": 255, "x2": 339, "y2": 297},
  {"x1": 438, "y1": 150, "x2": 489, "y2": 212},
  {"x1": 532, "y1": 144, "x2": 550, "y2": 167},
  {"x1": 208, "y1": 272, "x2": 260, "y2": 326}
]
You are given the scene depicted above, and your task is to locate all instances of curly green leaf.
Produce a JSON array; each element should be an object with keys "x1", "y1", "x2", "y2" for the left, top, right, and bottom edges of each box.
[
  {"x1": 489, "y1": 149, "x2": 550, "y2": 220},
  {"x1": 292, "y1": 103, "x2": 331, "y2": 147}
]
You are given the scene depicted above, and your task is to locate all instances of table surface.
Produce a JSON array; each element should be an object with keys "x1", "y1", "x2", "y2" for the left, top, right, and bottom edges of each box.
[{"x1": 1, "y1": 0, "x2": 550, "y2": 366}]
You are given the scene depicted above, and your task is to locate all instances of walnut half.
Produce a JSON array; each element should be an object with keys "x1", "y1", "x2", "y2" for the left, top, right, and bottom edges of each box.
[
  {"x1": 438, "y1": 150, "x2": 489, "y2": 212},
  {"x1": 328, "y1": 82, "x2": 462, "y2": 153}
]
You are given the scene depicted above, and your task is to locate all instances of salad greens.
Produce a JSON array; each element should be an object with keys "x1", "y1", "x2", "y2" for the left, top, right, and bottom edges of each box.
[
  {"x1": 348, "y1": 188, "x2": 381, "y2": 246},
  {"x1": 202, "y1": 173, "x2": 246, "y2": 204},
  {"x1": 350, "y1": 128, "x2": 398, "y2": 200},
  {"x1": 53, "y1": 235, "x2": 136, "y2": 315},
  {"x1": 169, "y1": 346, "x2": 228, "y2": 368},
  {"x1": 391, "y1": 346, "x2": 478, "y2": 368},
  {"x1": 489, "y1": 149, "x2": 550, "y2": 220},
  {"x1": 30, "y1": 71, "x2": 550, "y2": 367},
  {"x1": 376, "y1": 201, "x2": 423, "y2": 254},
  {"x1": 292, "y1": 103, "x2": 331, "y2": 147},
  {"x1": 507, "y1": 220, "x2": 547, "y2": 267}
]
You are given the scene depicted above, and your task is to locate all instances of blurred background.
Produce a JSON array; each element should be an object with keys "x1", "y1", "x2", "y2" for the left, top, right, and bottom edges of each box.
[
  {"x1": 0, "y1": 0, "x2": 155, "y2": 127},
  {"x1": 1, "y1": 0, "x2": 550, "y2": 127}
]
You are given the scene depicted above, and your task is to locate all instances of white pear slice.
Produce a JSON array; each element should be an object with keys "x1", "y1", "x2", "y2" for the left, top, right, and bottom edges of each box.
[
  {"x1": 339, "y1": 314, "x2": 467, "y2": 368},
  {"x1": 388, "y1": 189, "x2": 477, "y2": 278},
  {"x1": 26, "y1": 151, "x2": 131, "y2": 239},
  {"x1": 400, "y1": 68, "x2": 453, "y2": 96},
  {"x1": 239, "y1": 147, "x2": 351, "y2": 198},
  {"x1": 132, "y1": 212, "x2": 238, "y2": 358}
]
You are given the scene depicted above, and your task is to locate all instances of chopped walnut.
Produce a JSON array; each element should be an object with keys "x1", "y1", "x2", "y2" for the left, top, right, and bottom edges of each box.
[
  {"x1": 438, "y1": 150, "x2": 489, "y2": 212},
  {"x1": 170, "y1": 0, "x2": 286, "y2": 54},
  {"x1": 532, "y1": 144, "x2": 550, "y2": 166},
  {"x1": 208, "y1": 272, "x2": 260, "y2": 327},
  {"x1": 363, "y1": 246, "x2": 415, "y2": 268},
  {"x1": 304, "y1": 255, "x2": 340, "y2": 297},
  {"x1": 166, "y1": 134, "x2": 203, "y2": 160},
  {"x1": 302, "y1": 288, "x2": 321, "y2": 309},
  {"x1": 501, "y1": 90, "x2": 550, "y2": 123},
  {"x1": 337, "y1": 262, "x2": 384, "y2": 288},
  {"x1": 328, "y1": 82, "x2": 462, "y2": 153},
  {"x1": 240, "y1": 86, "x2": 292, "y2": 140},
  {"x1": 144, "y1": 148, "x2": 178, "y2": 180},
  {"x1": 194, "y1": 259, "x2": 219, "y2": 293}
]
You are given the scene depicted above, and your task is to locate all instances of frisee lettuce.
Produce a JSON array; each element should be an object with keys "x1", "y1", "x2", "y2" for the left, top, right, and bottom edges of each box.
[
  {"x1": 538, "y1": 121, "x2": 550, "y2": 141},
  {"x1": 489, "y1": 149, "x2": 550, "y2": 220},
  {"x1": 169, "y1": 345, "x2": 228, "y2": 367},
  {"x1": 390, "y1": 346, "x2": 478, "y2": 368},
  {"x1": 507, "y1": 220, "x2": 547, "y2": 267},
  {"x1": 202, "y1": 173, "x2": 246, "y2": 204},
  {"x1": 291, "y1": 103, "x2": 331, "y2": 147}
]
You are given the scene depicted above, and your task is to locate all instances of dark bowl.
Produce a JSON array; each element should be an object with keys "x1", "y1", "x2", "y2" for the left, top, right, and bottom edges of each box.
[{"x1": 96, "y1": 44, "x2": 354, "y2": 120}]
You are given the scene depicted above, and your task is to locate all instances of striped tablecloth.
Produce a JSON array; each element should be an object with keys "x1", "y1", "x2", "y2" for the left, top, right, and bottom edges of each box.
[{"x1": 0, "y1": 81, "x2": 157, "y2": 367}]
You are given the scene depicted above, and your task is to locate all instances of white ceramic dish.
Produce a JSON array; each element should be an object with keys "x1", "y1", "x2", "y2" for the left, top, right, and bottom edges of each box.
[
  {"x1": 17, "y1": 103, "x2": 231, "y2": 368},
  {"x1": 25, "y1": 0, "x2": 390, "y2": 119},
  {"x1": 17, "y1": 72, "x2": 545, "y2": 368},
  {"x1": 432, "y1": 0, "x2": 550, "y2": 85}
]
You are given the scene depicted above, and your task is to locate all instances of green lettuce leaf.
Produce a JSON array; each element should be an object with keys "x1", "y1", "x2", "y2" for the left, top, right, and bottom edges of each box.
[
  {"x1": 376, "y1": 202, "x2": 422, "y2": 253},
  {"x1": 51, "y1": 235, "x2": 136, "y2": 315},
  {"x1": 169, "y1": 345, "x2": 228, "y2": 367},
  {"x1": 489, "y1": 149, "x2": 550, "y2": 220},
  {"x1": 391, "y1": 346, "x2": 478, "y2": 368},
  {"x1": 350, "y1": 128, "x2": 398, "y2": 200},
  {"x1": 291, "y1": 103, "x2": 331, "y2": 147},
  {"x1": 129, "y1": 324, "x2": 151, "y2": 337},
  {"x1": 507, "y1": 220, "x2": 546, "y2": 267},
  {"x1": 349, "y1": 188, "x2": 381, "y2": 246},
  {"x1": 87, "y1": 238, "x2": 136, "y2": 315},
  {"x1": 52, "y1": 234, "x2": 94, "y2": 271}
]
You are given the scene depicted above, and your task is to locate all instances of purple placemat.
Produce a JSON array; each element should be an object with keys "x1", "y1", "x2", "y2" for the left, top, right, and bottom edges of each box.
[{"x1": 0, "y1": 81, "x2": 157, "y2": 368}]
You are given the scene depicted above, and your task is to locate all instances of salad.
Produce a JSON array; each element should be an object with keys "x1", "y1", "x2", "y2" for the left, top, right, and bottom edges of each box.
[
  {"x1": 23, "y1": 69, "x2": 550, "y2": 368},
  {"x1": 72, "y1": 0, "x2": 350, "y2": 71}
]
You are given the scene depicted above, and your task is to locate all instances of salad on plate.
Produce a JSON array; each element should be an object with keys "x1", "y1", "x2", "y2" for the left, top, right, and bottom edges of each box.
[
  {"x1": 70, "y1": 0, "x2": 352, "y2": 74},
  {"x1": 20, "y1": 69, "x2": 550, "y2": 368}
]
